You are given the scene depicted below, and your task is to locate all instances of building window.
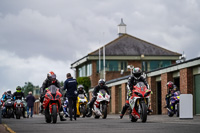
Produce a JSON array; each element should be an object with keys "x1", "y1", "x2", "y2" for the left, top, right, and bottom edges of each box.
[
  {"x1": 78, "y1": 63, "x2": 92, "y2": 77},
  {"x1": 96, "y1": 60, "x2": 127, "y2": 73},
  {"x1": 87, "y1": 63, "x2": 92, "y2": 76},
  {"x1": 142, "y1": 60, "x2": 171, "y2": 72}
]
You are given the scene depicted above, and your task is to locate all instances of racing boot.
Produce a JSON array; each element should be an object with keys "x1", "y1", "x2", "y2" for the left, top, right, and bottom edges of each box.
[
  {"x1": 119, "y1": 114, "x2": 123, "y2": 119},
  {"x1": 39, "y1": 105, "x2": 43, "y2": 113},
  {"x1": 119, "y1": 103, "x2": 129, "y2": 119},
  {"x1": 86, "y1": 107, "x2": 92, "y2": 117},
  {"x1": 60, "y1": 115, "x2": 66, "y2": 121},
  {"x1": 147, "y1": 108, "x2": 153, "y2": 115}
]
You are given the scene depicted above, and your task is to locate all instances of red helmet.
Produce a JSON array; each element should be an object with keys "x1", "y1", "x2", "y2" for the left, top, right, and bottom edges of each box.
[
  {"x1": 166, "y1": 81, "x2": 174, "y2": 89},
  {"x1": 47, "y1": 71, "x2": 55, "y2": 79}
]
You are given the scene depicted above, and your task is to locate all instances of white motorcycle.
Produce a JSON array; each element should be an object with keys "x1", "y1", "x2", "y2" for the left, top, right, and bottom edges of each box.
[{"x1": 93, "y1": 89, "x2": 110, "y2": 119}]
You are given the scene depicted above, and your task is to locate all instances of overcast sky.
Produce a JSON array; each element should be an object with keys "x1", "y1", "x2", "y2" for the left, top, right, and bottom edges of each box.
[{"x1": 0, "y1": 0, "x2": 200, "y2": 95}]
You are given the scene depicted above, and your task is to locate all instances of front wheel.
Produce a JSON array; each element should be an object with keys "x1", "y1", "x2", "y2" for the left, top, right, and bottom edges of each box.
[
  {"x1": 80, "y1": 104, "x2": 86, "y2": 117},
  {"x1": 15, "y1": 108, "x2": 21, "y2": 119},
  {"x1": 102, "y1": 104, "x2": 107, "y2": 119},
  {"x1": 52, "y1": 105, "x2": 57, "y2": 123},
  {"x1": 140, "y1": 102, "x2": 147, "y2": 122}
]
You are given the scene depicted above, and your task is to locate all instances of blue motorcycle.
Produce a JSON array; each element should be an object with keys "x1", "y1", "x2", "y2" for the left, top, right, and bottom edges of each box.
[
  {"x1": 167, "y1": 91, "x2": 180, "y2": 117},
  {"x1": 62, "y1": 98, "x2": 69, "y2": 117}
]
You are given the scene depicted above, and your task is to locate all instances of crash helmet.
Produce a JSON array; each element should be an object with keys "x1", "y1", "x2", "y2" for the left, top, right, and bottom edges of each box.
[
  {"x1": 132, "y1": 67, "x2": 142, "y2": 79},
  {"x1": 78, "y1": 85, "x2": 84, "y2": 91},
  {"x1": 98, "y1": 79, "x2": 105, "y2": 88},
  {"x1": 47, "y1": 71, "x2": 55, "y2": 79},
  {"x1": 166, "y1": 81, "x2": 174, "y2": 90},
  {"x1": 16, "y1": 86, "x2": 22, "y2": 92},
  {"x1": 7, "y1": 89, "x2": 11, "y2": 94}
]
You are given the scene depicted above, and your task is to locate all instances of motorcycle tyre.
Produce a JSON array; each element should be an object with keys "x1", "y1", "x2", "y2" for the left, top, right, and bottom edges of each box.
[
  {"x1": 81, "y1": 105, "x2": 86, "y2": 118},
  {"x1": 168, "y1": 110, "x2": 174, "y2": 117},
  {"x1": 52, "y1": 105, "x2": 57, "y2": 123},
  {"x1": 140, "y1": 102, "x2": 147, "y2": 123},
  {"x1": 102, "y1": 104, "x2": 107, "y2": 119},
  {"x1": 15, "y1": 108, "x2": 21, "y2": 119},
  {"x1": 45, "y1": 108, "x2": 51, "y2": 123}
]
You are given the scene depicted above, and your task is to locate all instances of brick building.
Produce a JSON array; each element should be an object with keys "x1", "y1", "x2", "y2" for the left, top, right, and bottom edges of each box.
[
  {"x1": 71, "y1": 20, "x2": 181, "y2": 113},
  {"x1": 105, "y1": 57, "x2": 200, "y2": 115}
]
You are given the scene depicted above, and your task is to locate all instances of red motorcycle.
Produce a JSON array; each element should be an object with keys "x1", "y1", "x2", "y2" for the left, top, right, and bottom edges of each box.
[
  {"x1": 14, "y1": 99, "x2": 24, "y2": 119},
  {"x1": 43, "y1": 85, "x2": 62, "y2": 123},
  {"x1": 129, "y1": 82, "x2": 151, "y2": 122}
]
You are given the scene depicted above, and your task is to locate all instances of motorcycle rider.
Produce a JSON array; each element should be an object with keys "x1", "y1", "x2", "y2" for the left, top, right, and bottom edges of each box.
[
  {"x1": 119, "y1": 67, "x2": 151, "y2": 119},
  {"x1": 12, "y1": 86, "x2": 26, "y2": 118},
  {"x1": 2, "y1": 89, "x2": 13, "y2": 101},
  {"x1": 77, "y1": 85, "x2": 87, "y2": 97},
  {"x1": 164, "y1": 81, "x2": 175, "y2": 108},
  {"x1": 87, "y1": 79, "x2": 110, "y2": 117},
  {"x1": 40, "y1": 71, "x2": 66, "y2": 121}
]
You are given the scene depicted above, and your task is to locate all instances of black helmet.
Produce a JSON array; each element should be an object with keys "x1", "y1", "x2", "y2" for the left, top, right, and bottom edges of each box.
[
  {"x1": 16, "y1": 86, "x2": 22, "y2": 92},
  {"x1": 98, "y1": 79, "x2": 105, "y2": 88},
  {"x1": 133, "y1": 67, "x2": 142, "y2": 78},
  {"x1": 7, "y1": 89, "x2": 11, "y2": 94}
]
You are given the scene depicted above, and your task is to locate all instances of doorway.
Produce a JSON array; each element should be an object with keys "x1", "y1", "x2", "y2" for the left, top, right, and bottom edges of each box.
[
  {"x1": 157, "y1": 81, "x2": 162, "y2": 114},
  {"x1": 174, "y1": 77, "x2": 180, "y2": 90},
  {"x1": 194, "y1": 75, "x2": 200, "y2": 115}
]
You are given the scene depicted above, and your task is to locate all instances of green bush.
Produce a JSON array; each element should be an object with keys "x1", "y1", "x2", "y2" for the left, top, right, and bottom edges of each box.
[{"x1": 76, "y1": 77, "x2": 91, "y2": 93}]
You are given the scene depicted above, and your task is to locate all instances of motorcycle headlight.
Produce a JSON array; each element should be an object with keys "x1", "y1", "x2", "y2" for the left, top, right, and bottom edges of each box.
[
  {"x1": 55, "y1": 95, "x2": 60, "y2": 99},
  {"x1": 134, "y1": 92, "x2": 143, "y2": 97},
  {"x1": 144, "y1": 92, "x2": 151, "y2": 97},
  {"x1": 47, "y1": 93, "x2": 52, "y2": 99}
]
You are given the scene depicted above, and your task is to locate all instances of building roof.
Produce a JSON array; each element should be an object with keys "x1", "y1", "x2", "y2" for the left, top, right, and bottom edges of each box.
[{"x1": 89, "y1": 34, "x2": 181, "y2": 56}]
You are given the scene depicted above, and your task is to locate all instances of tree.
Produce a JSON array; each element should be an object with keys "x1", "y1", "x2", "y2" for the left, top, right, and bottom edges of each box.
[
  {"x1": 21, "y1": 82, "x2": 37, "y2": 96},
  {"x1": 76, "y1": 77, "x2": 91, "y2": 93}
]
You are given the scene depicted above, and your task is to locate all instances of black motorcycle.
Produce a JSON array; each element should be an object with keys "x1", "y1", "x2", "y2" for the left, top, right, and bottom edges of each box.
[{"x1": 3, "y1": 99, "x2": 14, "y2": 118}]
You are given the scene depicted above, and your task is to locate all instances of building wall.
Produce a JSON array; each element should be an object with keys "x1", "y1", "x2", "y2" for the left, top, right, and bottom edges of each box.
[
  {"x1": 147, "y1": 77, "x2": 156, "y2": 114},
  {"x1": 161, "y1": 73, "x2": 173, "y2": 114},
  {"x1": 180, "y1": 68, "x2": 193, "y2": 94},
  {"x1": 90, "y1": 61, "x2": 100, "y2": 87},
  {"x1": 128, "y1": 60, "x2": 142, "y2": 68}
]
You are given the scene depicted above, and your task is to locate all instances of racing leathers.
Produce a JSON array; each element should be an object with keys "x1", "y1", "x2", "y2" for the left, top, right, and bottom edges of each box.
[
  {"x1": 120, "y1": 75, "x2": 149, "y2": 118},
  {"x1": 87, "y1": 85, "x2": 110, "y2": 116}
]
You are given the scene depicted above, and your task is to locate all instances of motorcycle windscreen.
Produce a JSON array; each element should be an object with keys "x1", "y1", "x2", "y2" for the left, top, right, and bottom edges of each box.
[
  {"x1": 78, "y1": 94, "x2": 85, "y2": 99},
  {"x1": 99, "y1": 89, "x2": 106, "y2": 97},
  {"x1": 135, "y1": 82, "x2": 146, "y2": 91},
  {"x1": 48, "y1": 85, "x2": 58, "y2": 95}
]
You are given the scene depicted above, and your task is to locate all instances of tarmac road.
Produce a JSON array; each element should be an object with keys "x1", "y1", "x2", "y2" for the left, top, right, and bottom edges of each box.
[{"x1": 1, "y1": 114, "x2": 200, "y2": 133}]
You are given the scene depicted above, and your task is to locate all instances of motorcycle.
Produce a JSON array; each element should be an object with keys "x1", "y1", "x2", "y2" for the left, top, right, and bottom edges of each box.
[
  {"x1": 14, "y1": 99, "x2": 24, "y2": 119},
  {"x1": 129, "y1": 82, "x2": 151, "y2": 123},
  {"x1": 62, "y1": 97, "x2": 69, "y2": 117},
  {"x1": 43, "y1": 85, "x2": 62, "y2": 123},
  {"x1": 76, "y1": 94, "x2": 88, "y2": 117},
  {"x1": 3, "y1": 99, "x2": 14, "y2": 118},
  {"x1": 93, "y1": 89, "x2": 110, "y2": 119},
  {"x1": 167, "y1": 91, "x2": 180, "y2": 117}
]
